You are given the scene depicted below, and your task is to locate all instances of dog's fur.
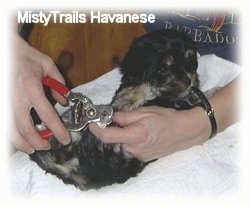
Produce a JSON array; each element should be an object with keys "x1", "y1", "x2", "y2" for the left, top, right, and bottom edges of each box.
[{"x1": 30, "y1": 29, "x2": 200, "y2": 190}]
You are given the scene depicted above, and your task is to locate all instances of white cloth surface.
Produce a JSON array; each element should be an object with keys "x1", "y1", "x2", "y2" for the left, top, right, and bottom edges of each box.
[{"x1": 9, "y1": 54, "x2": 241, "y2": 197}]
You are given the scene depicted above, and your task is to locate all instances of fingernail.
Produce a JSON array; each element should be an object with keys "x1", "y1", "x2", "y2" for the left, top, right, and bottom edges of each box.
[
  {"x1": 27, "y1": 148, "x2": 35, "y2": 154},
  {"x1": 62, "y1": 138, "x2": 71, "y2": 145},
  {"x1": 45, "y1": 144, "x2": 51, "y2": 150}
]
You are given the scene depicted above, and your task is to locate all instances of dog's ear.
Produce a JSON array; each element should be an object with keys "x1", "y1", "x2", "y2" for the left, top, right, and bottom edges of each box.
[{"x1": 121, "y1": 38, "x2": 153, "y2": 82}]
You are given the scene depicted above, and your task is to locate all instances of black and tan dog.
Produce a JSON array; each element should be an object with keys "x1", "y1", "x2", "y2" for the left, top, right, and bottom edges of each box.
[{"x1": 30, "y1": 29, "x2": 200, "y2": 190}]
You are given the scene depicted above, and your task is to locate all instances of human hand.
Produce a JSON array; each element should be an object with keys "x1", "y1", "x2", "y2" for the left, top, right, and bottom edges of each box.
[
  {"x1": 10, "y1": 34, "x2": 71, "y2": 154},
  {"x1": 89, "y1": 106, "x2": 210, "y2": 161}
]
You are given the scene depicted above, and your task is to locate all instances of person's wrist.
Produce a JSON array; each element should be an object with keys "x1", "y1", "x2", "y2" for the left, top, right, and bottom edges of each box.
[{"x1": 186, "y1": 107, "x2": 211, "y2": 142}]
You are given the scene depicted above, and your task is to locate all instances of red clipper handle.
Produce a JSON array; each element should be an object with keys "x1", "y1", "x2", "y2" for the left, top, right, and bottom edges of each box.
[
  {"x1": 38, "y1": 128, "x2": 54, "y2": 140},
  {"x1": 42, "y1": 76, "x2": 70, "y2": 97}
]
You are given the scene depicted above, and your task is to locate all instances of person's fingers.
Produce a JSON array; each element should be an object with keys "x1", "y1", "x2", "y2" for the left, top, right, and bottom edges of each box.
[
  {"x1": 26, "y1": 80, "x2": 71, "y2": 145},
  {"x1": 9, "y1": 126, "x2": 35, "y2": 154},
  {"x1": 51, "y1": 90, "x2": 68, "y2": 106},
  {"x1": 89, "y1": 121, "x2": 148, "y2": 145},
  {"x1": 89, "y1": 108, "x2": 158, "y2": 144},
  {"x1": 88, "y1": 110, "x2": 141, "y2": 143},
  {"x1": 33, "y1": 100, "x2": 71, "y2": 145},
  {"x1": 12, "y1": 106, "x2": 51, "y2": 151},
  {"x1": 111, "y1": 109, "x2": 149, "y2": 126},
  {"x1": 89, "y1": 124, "x2": 130, "y2": 143},
  {"x1": 42, "y1": 56, "x2": 68, "y2": 106},
  {"x1": 121, "y1": 144, "x2": 145, "y2": 161},
  {"x1": 89, "y1": 123, "x2": 149, "y2": 161}
]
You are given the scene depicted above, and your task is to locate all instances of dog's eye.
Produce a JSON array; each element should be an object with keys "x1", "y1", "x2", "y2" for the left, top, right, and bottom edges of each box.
[{"x1": 158, "y1": 65, "x2": 170, "y2": 74}]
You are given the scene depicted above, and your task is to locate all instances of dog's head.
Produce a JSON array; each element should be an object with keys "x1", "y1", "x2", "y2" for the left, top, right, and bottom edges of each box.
[{"x1": 121, "y1": 29, "x2": 199, "y2": 98}]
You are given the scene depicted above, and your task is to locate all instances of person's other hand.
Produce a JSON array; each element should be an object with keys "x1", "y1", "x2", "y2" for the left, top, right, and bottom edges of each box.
[{"x1": 10, "y1": 34, "x2": 71, "y2": 154}]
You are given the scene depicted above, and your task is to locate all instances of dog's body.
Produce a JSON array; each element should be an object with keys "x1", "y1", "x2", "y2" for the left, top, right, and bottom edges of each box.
[{"x1": 30, "y1": 29, "x2": 200, "y2": 190}]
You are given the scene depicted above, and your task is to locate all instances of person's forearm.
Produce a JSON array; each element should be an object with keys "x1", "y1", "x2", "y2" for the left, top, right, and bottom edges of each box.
[{"x1": 209, "y1": 76, "x2": 240, "y2": 133}]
